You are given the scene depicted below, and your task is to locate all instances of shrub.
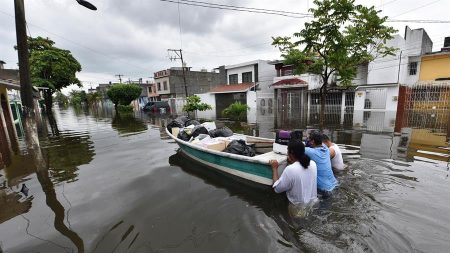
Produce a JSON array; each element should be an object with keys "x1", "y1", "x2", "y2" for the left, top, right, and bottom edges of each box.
[
  {"x1": 107, "y1": 84, "x2": 142, "y2": 108},
  {"x1": 222, "y1": 101, "x2": 249, "y2": 121},
  {"x1": 182, "y1": 95, "x2": 212, "y2": 112},
  {"x1": 117, "y1": 105, "x2": 133, "y2": 113}
]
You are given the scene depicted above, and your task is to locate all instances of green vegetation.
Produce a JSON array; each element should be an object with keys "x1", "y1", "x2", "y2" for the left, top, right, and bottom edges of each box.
[
  {"x1": 117, "y1": 105, "x2": 133, "y2": 113},
  {"x1": 54, "y1": 92, "x2": 69, "y2": 107},
  {"x1": 222, "y1": 101, "x2": 249, "y2": 121},
  {"x1": 69, "y1": 90, "x2": 87, "y2": 107},
  {"x1": 86, "y1": 92, "x2": 102, "y2": 107},
  {"x1": 182, "y1": 95, "x2": 212, "y2": 113},
  {"x1": 272, "y1": 0, "x2": 396, "y2": 127},
  {"x1": 107, "y1": 83, "x2": 142, "y2": 111},
  {"x1": 23, "y1": 37, "x2": 82, "y2": 113}
]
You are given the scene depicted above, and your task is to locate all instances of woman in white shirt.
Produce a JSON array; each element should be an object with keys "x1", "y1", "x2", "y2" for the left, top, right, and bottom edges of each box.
[{"x1": 269, "y1": 141, "x2": 318, "y2": 205}]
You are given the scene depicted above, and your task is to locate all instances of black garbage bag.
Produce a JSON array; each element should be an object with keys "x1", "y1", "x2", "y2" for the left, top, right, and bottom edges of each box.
[
  {"x1": 209, "y1": 127, "x2": 233, "y2": 138},
  {"x1": 191, "y1": 125, "x2": 209, "y2": 138},
  {"x1": 176, "y1": 116, "x2": 189, "y2": 124},
  {"x1": 177, "y1": 130, "x2": 192, "y2": 141},
  {"x1": 224, "y1": 140, "x2": 255, "y2": 157},
  {"x1": 167, "y1": 120, "x2": 184, "y2": 134},
  {"x1": 185, "y1": 119, "x2": 200, "y2": 127}
]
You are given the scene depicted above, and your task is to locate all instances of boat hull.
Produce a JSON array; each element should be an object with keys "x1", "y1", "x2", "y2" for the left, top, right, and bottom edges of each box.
[{"x1": 177, "y1": 142, "x2": 273, "y2": 185}]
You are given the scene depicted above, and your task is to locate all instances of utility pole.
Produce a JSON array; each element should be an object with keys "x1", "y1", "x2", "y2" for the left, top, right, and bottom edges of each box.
[
  {"x1": 115, "y1": 74, "x2": 123, "y2": 83},
  {"x1": 14, "y1": 0, "x2": 34, "y2": 114},
  {"x1": 168, "y1": 49, "x2": 188, "y2": 98}
]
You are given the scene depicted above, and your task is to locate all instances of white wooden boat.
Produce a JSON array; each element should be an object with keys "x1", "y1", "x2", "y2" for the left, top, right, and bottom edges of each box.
[{"x1": 165, "y1": 128, "x2": 286, "y2": 186}]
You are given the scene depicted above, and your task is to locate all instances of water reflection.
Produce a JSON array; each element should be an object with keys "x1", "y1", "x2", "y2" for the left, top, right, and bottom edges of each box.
[{"x1": 111, "y1": 114, "x2": 147, "y2": 136}]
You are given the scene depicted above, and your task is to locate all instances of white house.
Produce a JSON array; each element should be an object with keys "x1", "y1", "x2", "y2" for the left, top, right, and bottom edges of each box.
[{"x1": 352, "y1": 26, "x2": 433, "y2": 131}]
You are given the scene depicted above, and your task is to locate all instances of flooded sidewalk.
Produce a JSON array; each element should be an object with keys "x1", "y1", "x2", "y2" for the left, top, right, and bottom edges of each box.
[{"x1": 0, "y1": 106, "x2": 449, "y2": 252}]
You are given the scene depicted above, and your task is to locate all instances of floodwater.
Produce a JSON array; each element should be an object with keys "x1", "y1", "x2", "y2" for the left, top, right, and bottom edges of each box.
[{"x1": 0, "y1": 106, "x2": 449, "y2": 253}]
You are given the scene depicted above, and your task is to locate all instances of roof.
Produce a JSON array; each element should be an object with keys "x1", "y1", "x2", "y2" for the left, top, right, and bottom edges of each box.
[
  {"x1": 272, "y1": 78, "x2": 307, "y2": 88},
  {"x1": 0, "y1": 69, "x2": 19, "y2": 82},
  {"x1": 0, "y1": 79, "x2": 20, "y2": 90},
  {"x1": 210, "y1": 83, "x2": 255, "y2": 94},
  {"x1": 225, "y1": 60, "x2": 267, "y2": 70}
]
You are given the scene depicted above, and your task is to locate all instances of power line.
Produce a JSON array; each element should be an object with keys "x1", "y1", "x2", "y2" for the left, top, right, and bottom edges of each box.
[
  {"x1": 391, "y1": 0, "x2": 442, "y2": 18},
  {"x1": 160, "y1": 0, "x2": 450, "y2": 23}
]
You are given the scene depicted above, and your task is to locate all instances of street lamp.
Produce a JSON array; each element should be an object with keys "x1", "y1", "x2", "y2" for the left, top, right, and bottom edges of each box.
[{"x1": 76, "y1": 0, "x2": 97, "y2": 11}]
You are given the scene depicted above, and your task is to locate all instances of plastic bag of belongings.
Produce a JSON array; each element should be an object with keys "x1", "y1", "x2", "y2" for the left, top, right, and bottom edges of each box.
[
  {"x1": 209, "y1": 126, "x2": 233, "y2": 138},
  {"x1": 224, "y1": 139, "x2": 256, "y2": 157}
]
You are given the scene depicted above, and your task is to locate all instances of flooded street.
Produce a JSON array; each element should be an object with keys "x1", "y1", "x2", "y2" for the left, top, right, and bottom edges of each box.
[{"x1": 0, "y1": 106, "x2": 449, "y2": 253}]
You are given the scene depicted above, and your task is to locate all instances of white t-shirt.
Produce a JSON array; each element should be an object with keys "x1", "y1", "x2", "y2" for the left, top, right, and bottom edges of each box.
[
  {"x1": 330, "y1": 143, "x2": 345, "y2": 171},
  {"x1": 273, "y1": 161, "x2": 318, "y2": 205}
]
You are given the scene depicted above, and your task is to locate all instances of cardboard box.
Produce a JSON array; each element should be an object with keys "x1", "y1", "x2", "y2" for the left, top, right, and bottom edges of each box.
[{"x1": 206, "y1": 141, "x2": 227, "y2": 152}]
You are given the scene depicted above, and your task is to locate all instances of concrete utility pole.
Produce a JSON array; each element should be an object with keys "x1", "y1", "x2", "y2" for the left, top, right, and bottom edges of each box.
[
  {"x1": 167, "y1": 49, "x2": 188, "y2": 97},
  {"x1": 115, "y1": 74, "x2": 123, "y2": 83},
  {"x1": 14, "y1": 0, "x2": 34, "y2": 114}
]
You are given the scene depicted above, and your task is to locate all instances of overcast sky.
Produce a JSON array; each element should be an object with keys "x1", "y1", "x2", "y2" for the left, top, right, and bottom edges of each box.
[{"x1": 1, "y1": 0, "x2": 449, "y2": 92}]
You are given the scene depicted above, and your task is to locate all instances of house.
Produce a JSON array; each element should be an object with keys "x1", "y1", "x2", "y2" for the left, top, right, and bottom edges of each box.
[
  {"x1": 269, "y1": 60, "x2": 354, "y2": 127},
  {"x1": 353, "y1": 26, "x2": 433, "y2": 132},
  {"x1": 194, "y1": 60, "x2": 276, "y2": 122},
  {"x1": 148, "y1": 83, "x2": 159, "y2": 102},
  {"x1": 224, "y1": 60, "x2": 276, "y2": 105},
  {"x1": 395, "y1": 36, "x2": 450, "y2": 135},
  {"x1": 0, "y1": 64, "x2": 21, "y2": 167},
  {"x1": 153, "y1": 67, "x2": 226, "y2": 100}
]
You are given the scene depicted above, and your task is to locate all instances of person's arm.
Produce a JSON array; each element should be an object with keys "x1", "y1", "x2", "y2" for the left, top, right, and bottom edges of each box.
[
  {"x1": 329, "y1": 146, "x2": 336, "y2": 159},
  {"x1": 305, "y1": 147, "x2": 314, "y2": 158},
  {"x1": 269, "y1": 160, "x2": 280, "y2": 182},
  {"x1": 269, "y1": 160, "x2": 292, "y2": 193}
]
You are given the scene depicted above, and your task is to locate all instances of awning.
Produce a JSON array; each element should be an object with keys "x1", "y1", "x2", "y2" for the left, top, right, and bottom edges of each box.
[
  {"x1": 0, "y1": 79, "x2": 20, "y2": 90},
  {"x1": 210, "y1": 83, "x2": 255, "y2": 94},
  {"x1": 271, "y1": 78, "x2": 307, "y2": 89}
]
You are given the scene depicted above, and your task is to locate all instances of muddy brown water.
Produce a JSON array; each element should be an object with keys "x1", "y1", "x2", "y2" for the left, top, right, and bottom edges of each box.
[{"x1": 0, "y1": 106, "x2": 449, "y2": 252}]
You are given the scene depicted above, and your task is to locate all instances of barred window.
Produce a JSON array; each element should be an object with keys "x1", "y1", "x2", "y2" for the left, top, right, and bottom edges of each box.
[
  {"x1": 409, "y1": 62, "x2": 417, "y2": 75},
  {"x1": 229, "y1": 74, "x2": 238, "y2": 84},
  {"x1": 242, "y1": 72, "x2": 252, "y2": 83}
]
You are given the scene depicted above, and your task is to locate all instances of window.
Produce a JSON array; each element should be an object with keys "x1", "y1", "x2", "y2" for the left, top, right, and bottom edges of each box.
[
  {"x1": 229, "y1": 74, "x2": 238, "y2": 84},
  {"x1": 163, "y1": 81, "x2": 168, "y2": 90},
  {"x1": 157, "y1": 82, "x2": 161, "y2": 91},
  {"x1": 242, "y1": 72, "x2": 252, "y2": 83},
  {"x1": 283, "y1": 69, "x2": 293, "y2": 76},
  {"x1": 409, "y1": 62, "x2": 417, "y2": 75},
  {"x1": 148, "y1": 87, "x2": 151, "y2": 93}
]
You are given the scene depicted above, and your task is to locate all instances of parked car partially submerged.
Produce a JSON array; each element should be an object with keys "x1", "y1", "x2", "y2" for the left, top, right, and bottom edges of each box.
[{"x1": 142, "y1": 101, "x2": 171, "y2": 113}]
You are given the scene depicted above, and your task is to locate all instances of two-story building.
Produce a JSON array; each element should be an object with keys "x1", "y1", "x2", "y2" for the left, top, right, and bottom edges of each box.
[
  {"x1": 353, "y1": 26, "x2": 433, "y2": 132},
  {"x1": 395, "y1": 36, "x2": 450, "y2": 135}
]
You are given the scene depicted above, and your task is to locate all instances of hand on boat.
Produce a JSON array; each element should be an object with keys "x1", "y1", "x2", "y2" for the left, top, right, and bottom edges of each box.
[{"x1": 269, "y1": 160, "x2": 279, "y2": 170}]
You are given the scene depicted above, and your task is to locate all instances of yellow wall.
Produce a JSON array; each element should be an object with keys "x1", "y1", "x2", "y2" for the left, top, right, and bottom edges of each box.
[{"x1": 419, "y1": 53, "x2": 450, "y2": 81}]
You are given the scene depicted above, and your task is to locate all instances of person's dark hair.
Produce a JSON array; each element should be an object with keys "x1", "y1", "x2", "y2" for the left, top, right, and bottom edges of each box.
[
  {"x1": 322, "y1": 134, "x2": 330, "y2": 142},
  {"x1": 288, "y1": 140, "x2": 311, "y2": 168},
  {"x1": 309, "y1": 131, "x2": 323, "y2": 146}
]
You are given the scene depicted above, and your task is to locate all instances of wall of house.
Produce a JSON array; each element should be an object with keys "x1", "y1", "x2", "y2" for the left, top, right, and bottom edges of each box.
[
  {"x1": 257, "y1": 60, "x2": 277, "y2": 95},
  {"x1": 419, "y1": 54, "x2": 450, "y2": 80},
  {"x1": 155, "y1": 76, "x2": 171, "y2": 95},
  {"x1": 353, "y1": 85, "x2": 398, "y2": 130},
  {"x1": 195, "y1": 93, "x2": 216, "y2": 119},
  {"x1": 226, "y1": 65, "x2": 255, "y2": 84},
  {"x1": 247, "y1": 91, "x2": 257, "y2": 124},
  {"x1": 169, "y1": 70, "x2": 223, "y2": 98}
]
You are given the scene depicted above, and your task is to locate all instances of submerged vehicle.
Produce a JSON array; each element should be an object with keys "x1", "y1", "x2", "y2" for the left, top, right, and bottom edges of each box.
[{"x1": 143, "y1": 101, "x2": 171, "y2": 113}]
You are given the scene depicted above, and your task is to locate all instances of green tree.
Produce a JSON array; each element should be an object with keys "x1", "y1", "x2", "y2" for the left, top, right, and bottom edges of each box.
[
  {"x1": 272, "y1": 0, "x2": 396, "y2": 127},
  {"x1": 182, "y1": 95, "x2": 212, "y2": 113},
  {"x1": 69, "y1": 90, "x2": 87, "y2": 107},
  {"x1": 222, "y1": 101, "x2": 250, "y2": 121},
  {"x1": 106, "y1": 83, "x2": 142, "y2": 111},
  {"x1": 54, "y1": 92, "x2": 69, "y2": 107},
  {"x1": 86, "y1": 92, "x2": 102, "y2": 107},
  {"x1": 25, "y1": 37, "x2": 82, "y2": 113}
]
